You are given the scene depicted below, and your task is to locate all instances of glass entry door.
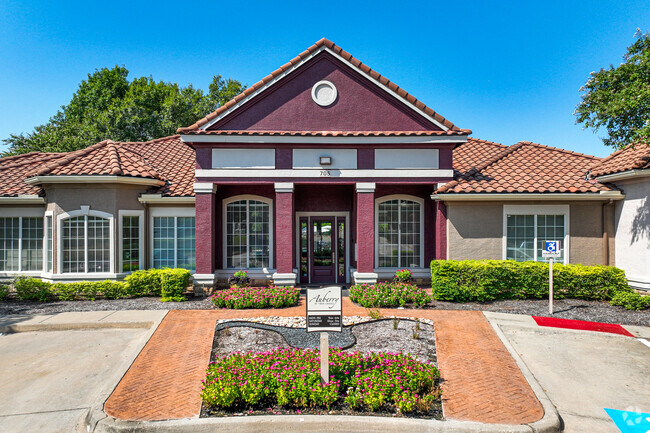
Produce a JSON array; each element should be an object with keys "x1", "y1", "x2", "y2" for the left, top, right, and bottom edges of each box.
[{"x1": 299, "y1": 216, "x2": 346, "y2": 284}]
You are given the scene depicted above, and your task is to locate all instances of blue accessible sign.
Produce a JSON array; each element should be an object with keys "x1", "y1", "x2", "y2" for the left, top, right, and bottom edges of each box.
[
  {"x1": 542, "y1": 240, "x2": 561, "y2": 259},
  {"x1": 604, "y1": 408, "x2": 650, "y2": 433}
]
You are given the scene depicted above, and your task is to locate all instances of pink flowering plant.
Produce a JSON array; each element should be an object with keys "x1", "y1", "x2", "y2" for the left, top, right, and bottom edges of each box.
[
  {"x1": 349, "y1": 282, "x2": 429, "y2": 308},
  {"x1": 394, "y1": 269, "x2": 414, "y2": 283},
  {"x1": 211, "y1": 286, "x2": 299, "y2": 309},
  {"x1": 201, "y1": 347, "x2": 441, "y2": 414}
]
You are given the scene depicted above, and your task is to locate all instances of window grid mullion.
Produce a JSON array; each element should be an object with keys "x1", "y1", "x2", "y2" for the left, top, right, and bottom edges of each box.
[
  {"x1": 246, "y1": 200, "x2": 250, "y2": 268},
  {"x1": 17, "y1": 217, "x2": 22, "y2": 272},
  {"x1": 533, "y1": 214, "x2": 538, "y2": 262},
  {"x1": 84, "y1": 216, "x2": 88, "y2": 273},
  {"x1": 397, "y1": 200, "x2": 402, "y2": 267},
  {"x1": 174, "y1": 217, "x2": 178, "y2": 268}
]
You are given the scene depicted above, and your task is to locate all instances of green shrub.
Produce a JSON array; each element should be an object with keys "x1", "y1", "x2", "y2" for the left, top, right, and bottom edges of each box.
[
  {"x1": 431, "y1": 260, "x2": 631, "y2": 302},
  {"x1": 124, "y1": 269, "x2": 164, "y2": 297},
  {"x1": 51, "y1": 282, "x2": 82, "y2": 301},
  {"x1": 610, "y1": 291, "x2": 650, "y2": 310},
  {"x1": 160, "y1": 268, "x2": 191, "y2": 302},
  {"x1": 0, "y1": 285, "x2": 9, "y2": 301},
  {"x1": 14, "y1": 277, "x2": 53, "y2": 302},
  {"x1": 349, "y1": 282, "x2": 429, "y2": 308},
  {"x1": 98, "y1": 281, "x2": 129, "y2": 300}
]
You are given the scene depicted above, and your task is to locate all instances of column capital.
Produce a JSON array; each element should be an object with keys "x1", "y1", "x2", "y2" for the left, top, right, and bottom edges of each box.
[
  {"x1": 193, "y1": 182, "x2": 217, "y2": 194},
  {"x1": 355, "y1": 182, "x2": 376, "y2": 193},
  {"x1": 274, "y1": 182, "x2": 294, "y2": 193}
]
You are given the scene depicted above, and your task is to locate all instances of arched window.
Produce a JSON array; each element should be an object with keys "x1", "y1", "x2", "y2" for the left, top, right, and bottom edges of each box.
[
  {"x1": 376, "y1": 196, "x2": 422, "y2": 268},
  {"x1": 225, "y1": 197, "x2": 271, "y2": 269},
  {"x1": 61, "y1": 214, "x2": 111, "y2": 273}
]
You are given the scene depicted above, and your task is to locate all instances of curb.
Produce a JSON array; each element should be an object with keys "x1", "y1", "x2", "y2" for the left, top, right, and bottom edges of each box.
[
  {"x1": 0, "y1": 321, "x2": 156, "y2": 334},
  {"x1": 84, "y1": 313, "x2": 562, "y2": 433},
  {"x1": 485, "y1": 315, "x2": 563, "y2": 433}
]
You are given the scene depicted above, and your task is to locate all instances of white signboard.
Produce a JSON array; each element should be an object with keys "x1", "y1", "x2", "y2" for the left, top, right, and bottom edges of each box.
[
  {"x1": 542, "y1": 240, "x2": 561, "y2": 259},
  {"x1": 306, "y1": 286, "x2": 342, "y2": 333}
]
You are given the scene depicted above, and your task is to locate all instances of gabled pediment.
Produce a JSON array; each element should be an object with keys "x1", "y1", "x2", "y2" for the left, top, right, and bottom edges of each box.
[{"x1": 179, "y1": 39, "x2": 465, "y2": 134}]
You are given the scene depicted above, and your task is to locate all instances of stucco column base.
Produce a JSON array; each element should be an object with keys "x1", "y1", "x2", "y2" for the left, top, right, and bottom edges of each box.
[
  {"x1": 192, "y1": 274, "x2": 216, "y2": 285},
  {"x1": 353, "y1": 272, "x2": 378, "y2": 285},
  {"x1": 272, "y1": 272, "x2": 297, "y2": 286}
]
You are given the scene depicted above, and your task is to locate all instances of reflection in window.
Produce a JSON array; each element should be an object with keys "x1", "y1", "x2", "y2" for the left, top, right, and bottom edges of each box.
[
  {"x1": 153, "y1": 216, "x2": 195, "y2": 272},
  {"x1": 62, "y1": 216, "x2": 109, "y2": 273},
  {"x1": 377, "y1": 199, "x2": 421, "y2": 267},
  {"x1": 0, "y1": 217, "x2": 43, "y2": 272},
  {"x1": 506, "y1": 214, "x2": 565, "y2": 262},
  {"x1": 226, "y1": 199, "x2": 270, "y2": 269}
]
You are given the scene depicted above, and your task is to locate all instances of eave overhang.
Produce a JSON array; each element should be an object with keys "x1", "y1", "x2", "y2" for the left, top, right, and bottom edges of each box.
[{"x1": 430, "y1": 191, "x2": 625, "y2": 201}]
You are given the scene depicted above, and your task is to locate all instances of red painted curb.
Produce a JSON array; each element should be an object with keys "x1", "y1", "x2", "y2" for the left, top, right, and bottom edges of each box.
[{"x1": 532, "y1": 316, "x2": 634, "y2": 337}]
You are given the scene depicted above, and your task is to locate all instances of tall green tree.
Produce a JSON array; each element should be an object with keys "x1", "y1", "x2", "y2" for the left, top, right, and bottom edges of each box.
[
  {"x1": 2, "y1": 67, "x2": 246, "y2": 155},
  {"x1": 575, "y1": 30, "x2": 650, "y2": 149}
]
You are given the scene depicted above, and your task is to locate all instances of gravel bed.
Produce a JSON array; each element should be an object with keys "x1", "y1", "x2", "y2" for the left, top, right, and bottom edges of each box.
[
  {"x1": 0, "y1": 296, "x2": 647, "y2": 327},
  {"x1": 211, "y1": 319, "x2": 436, "y2": 364}
]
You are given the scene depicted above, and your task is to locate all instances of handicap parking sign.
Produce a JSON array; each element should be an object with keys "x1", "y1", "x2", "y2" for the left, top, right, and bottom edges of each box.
[{"x1": 542, "y1": 240, "x2": 561, "y2": 258}]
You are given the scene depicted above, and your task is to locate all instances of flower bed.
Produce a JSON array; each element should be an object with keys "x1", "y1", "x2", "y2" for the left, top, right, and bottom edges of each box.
[
  {"x1": 349, "y1": 282, "x2": 430, "y2": 308},
  {"x1": 202, "y1": 348, "x2": 440, "y2": 415},
  {"x1": 210, "y1": 286, "x2": 300, "y2": 309}
]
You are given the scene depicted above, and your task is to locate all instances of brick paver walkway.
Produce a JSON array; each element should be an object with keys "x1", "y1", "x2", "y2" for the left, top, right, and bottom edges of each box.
[{"x1": 104, "y1": 297, "x2": 544, "y2": 424}]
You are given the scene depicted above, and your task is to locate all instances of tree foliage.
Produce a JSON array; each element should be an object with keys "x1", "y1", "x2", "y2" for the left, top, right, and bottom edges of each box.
[
  {"x1": 2, "y1": 66, "x2": 246, "y2": 155},
  {"x1": 575, "y1": 30, "x2": 650, "y2": 149}
]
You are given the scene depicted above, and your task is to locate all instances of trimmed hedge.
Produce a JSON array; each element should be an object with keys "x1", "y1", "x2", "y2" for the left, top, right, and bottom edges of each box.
[
  {"x1": 0, "y1": 285, "x2": 9, "y2": 301},
  {"x1": 8, "y1": 268, "x2": 189, "y2": 302},
  {"x1": 609, "y1": 291, "x2": 650, "y2": 311},
  {"x1": 431, "y1": 260, "x2": 631, "y2": 303}
]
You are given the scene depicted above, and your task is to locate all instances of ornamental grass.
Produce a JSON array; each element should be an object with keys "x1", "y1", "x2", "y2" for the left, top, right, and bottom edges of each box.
[
  {"x1": 349, "y1": 282, "x2": 430, "y2": 308},
  {"x1": 202, "y1": 348, "x2": 440, "y2": 414},
  {"x1": 210, "y1": 286, "x2": 300, "y2": 309}
]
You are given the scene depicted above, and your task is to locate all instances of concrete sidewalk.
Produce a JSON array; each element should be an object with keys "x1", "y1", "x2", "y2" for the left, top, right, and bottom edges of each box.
[
  {"x1": 0, "y1": 310, "x2": 167, "y2": 433},
  {"x1": 485, "y1": 311, "x2": 650, "y2": 433}
]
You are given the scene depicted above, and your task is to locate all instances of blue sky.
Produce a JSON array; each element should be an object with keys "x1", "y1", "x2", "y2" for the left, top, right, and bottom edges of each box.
[{"x1": 0, "y1": 0, "x2": 648, "y2": 157}]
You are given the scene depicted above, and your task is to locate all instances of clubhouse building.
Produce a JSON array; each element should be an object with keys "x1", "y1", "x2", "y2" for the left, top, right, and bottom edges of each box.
[{"x1": 1, "y1": 39, "x2": 648, "y2": 290}]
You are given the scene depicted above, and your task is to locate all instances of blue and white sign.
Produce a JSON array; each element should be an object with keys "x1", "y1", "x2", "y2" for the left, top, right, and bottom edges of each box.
[
  {"x1": 604, "y1": 408, "x2": 650, "y2": 433},
  {"x1": 542, "y1": 240, "x2": 561, "y2": 258}
]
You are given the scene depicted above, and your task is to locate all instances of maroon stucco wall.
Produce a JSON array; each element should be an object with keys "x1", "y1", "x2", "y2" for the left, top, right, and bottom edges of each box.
[
  {"x1": 195, "y1": 192, "x2": 215, "y2": 274},
  {"x1": 211, "y1": 53, "x2": 440, "y2": 132},
  {"x1": 294, "y1": 185, "x2": 353, "y2": 212},
  {"x1": 435, "y1": 201, "x2": 447, "y2": 260},
  {"x1": 275, "y1": 191, "x2": 294, "y2": 274},
  {"x1": 356, "y1": 190, "x2": 375, "y2": 273}
]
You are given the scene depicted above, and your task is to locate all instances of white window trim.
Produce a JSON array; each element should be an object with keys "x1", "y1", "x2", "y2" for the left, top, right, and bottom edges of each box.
[
  {"x1": 502, "y1": 205, "x2": 570, "y2": 264},
  {"x1": 222, "y1": 195, "x2": 274, "y2": 270},
  {"x1": 149, "y1": 207, "x2": 196, "y2": 271},
  {"x1": 43, "y1": 210, "x2": 54, "y2": 273},
  {"x1": 0, "y1": 214, "x2": 45, "y2": 274},
  {"x1": 118, "y1": 210, "x2": 145, "y2": 274},
  {"x1": 57, "y1": 208, "x2": 115, "y2": 274},
  {"x1": 295, "y1": 211, "x2": 350, "y2": 284},
  {"x1": 374, "y1": 194, "x2": 425, "y2": 269}
]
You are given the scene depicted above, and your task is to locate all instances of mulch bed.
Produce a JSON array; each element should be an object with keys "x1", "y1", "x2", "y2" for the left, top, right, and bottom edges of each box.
[{"x1": 0, "y1": 295, "x2": 647, "y2": 327}]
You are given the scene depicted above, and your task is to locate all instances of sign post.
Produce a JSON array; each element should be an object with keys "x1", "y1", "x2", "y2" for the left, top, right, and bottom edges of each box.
[
  {"x1": 542, "y1": 241, "x2": 561, "y2": 315},
  {"x1": 306, "y1": 286, "x2": 342, "y2": 384}
]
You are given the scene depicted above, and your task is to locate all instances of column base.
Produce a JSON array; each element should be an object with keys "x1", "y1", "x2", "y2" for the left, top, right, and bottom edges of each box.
[
  {"x1": 353, "y1": 272, "x2": 378, "y2": 285},
  {"x1": 192, "y1": 273, "x2": 216, "y2": 285},
  {"x1": 272, "y1": 272, "x2": 297, "y2": 287}
]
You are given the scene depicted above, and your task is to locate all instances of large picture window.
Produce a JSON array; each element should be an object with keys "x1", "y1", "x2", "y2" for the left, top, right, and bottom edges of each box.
[
  {"x1": 62, "y1": 215, "x2": 110, "y2": 273},
  {"x1": 225, "y1": 198, "x2": 270, "y2": 268},
  {"x1": 377, "y1": 197, "x2": 422, "y2": 268},
  {"x1": 504, "y1": 206, "x2": 567, "y2": 263},
  {"x1": 0, "y1": 217, "x2": 43, "y2": 272},
  {"x1": 152, "y1": 216, "x2": 195, "y2": 271}
]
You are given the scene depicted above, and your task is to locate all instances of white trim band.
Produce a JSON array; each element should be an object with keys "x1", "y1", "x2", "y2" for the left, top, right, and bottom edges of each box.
[
  {"x1": 0, "y1": 195, "x2": 45, "y2": 204},
  {"x1": 595, "y1": 169, "x2": 650, "y2": 182},
  {"x1": 197, "y1": 169, "x2": 454, "y2": 179},
  {"x1": 193, "y1": 183, "x2": 217, "y2": 194},
  {"x1": 25, "y1": 175, "x2": 164, "y2": 186},
  {"x1": 356, "y1": 183, "x2": 376, "y2": 193},
  {"x1": 138, "y1": 194, "x2": 195, "y2": 204},
  {"x1": 274, "y1": 182, "x2": 294, "y2": 193},
  {"x1": 182, "y1": 134, "x2": 466, "y2": 144},
  {"x1": 431, "y1": 191, "x2": 625, "y2": 201}
]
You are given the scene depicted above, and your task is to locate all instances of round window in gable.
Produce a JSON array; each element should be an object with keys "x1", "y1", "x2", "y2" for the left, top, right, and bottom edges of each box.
[{"x1": 311, "y1": 80, "x2": 337, "y2": 107}]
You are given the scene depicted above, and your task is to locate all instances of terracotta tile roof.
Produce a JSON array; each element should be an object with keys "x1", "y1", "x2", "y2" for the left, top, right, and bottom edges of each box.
[
  {"x1": 121, "y1": 135, "x2": 195, "y2": 197},
  {"x1": 0, "y1": 152, "x2": 65, "y2": 196},
  {"x1": 0, "y1": 136, "x2": 195, "y2": 198},
  {"x1": 453, "y1": 137, "x2": 507, "y2": 175},
  {"x1": 178, "y1": 38, "x2": 462, "y2": 133},
  {"x1": 30, "y1": 140, "x2": 161, "y2": 179},
  {"x1": 589, "y1": 143, "x2": 650, "y2": 178},
  {"x1": 181, "y1": 129, "x2": 471, "y2": 137},
  {"x1": 438, "y1": 141, "x2": 613, "y2": 194}
]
